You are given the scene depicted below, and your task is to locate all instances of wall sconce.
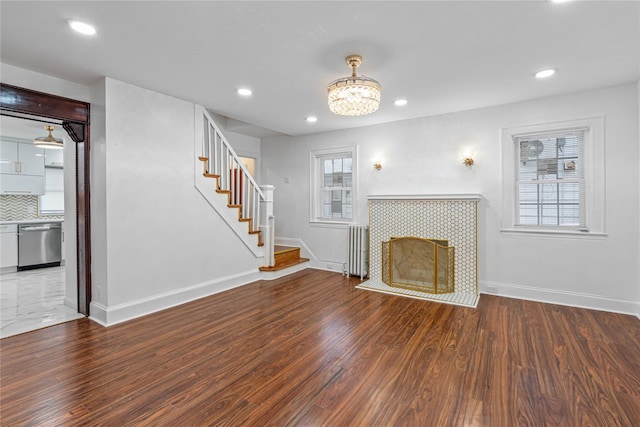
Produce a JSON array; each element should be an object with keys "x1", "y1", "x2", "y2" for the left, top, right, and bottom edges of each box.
[
  {"x1": 462, "y1": 150, "x2": 475, "y2": 166},
  {"x1": 373, "y1": 161, "x2": 382, "y2": 171}
]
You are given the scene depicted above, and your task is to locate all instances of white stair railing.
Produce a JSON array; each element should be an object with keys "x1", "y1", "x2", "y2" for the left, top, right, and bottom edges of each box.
[{"x1": 197, "y1": 107, "x2": 275, "y2": 265}]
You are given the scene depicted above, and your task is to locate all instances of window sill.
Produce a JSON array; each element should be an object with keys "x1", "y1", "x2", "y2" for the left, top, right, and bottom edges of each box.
[
  {"x1": 310, "y1": 220, "x2": 353, "y2": 229},
  {"x1": 500, "y1": 228, "x2": 607, "y2": 240}
]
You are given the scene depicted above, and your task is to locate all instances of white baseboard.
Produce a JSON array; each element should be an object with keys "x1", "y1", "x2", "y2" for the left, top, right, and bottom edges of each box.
[
  {"x1": 89, "y1": 269, "x2": 261, "y2": 327},
  {"x1": 308, "y1": 264, "x2": 344, "y2": 274},
  {"x1": 259, "y1": 261, "x2": 310, "y2": 280},
  {"x1": 480, "y1": 280, "x2": 640, "y2": 318}
]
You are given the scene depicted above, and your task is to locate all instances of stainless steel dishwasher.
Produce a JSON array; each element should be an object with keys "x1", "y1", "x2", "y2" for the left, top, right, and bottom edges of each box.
[{"x1": 17, "y1": 222, "x2": 62, "y2": 270}]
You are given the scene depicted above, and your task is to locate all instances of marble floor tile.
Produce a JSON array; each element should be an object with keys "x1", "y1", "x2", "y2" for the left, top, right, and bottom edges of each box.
[{"x1": 0, "y1": 266, "x2": 84, "y2": 339}]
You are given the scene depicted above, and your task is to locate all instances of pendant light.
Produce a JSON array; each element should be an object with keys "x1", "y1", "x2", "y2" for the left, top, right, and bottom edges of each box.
[
  {"x1": 327, "y1": 55, "x2": 381, "y2": 116},
  {"x1": 34, "y1": 125, "x2": 63, "y2": 149}
]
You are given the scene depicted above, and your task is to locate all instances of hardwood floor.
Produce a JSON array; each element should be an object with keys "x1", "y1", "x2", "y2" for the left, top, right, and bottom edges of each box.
[{"x1": 1, "y1": 269, "x2": 639, "y2": 426}]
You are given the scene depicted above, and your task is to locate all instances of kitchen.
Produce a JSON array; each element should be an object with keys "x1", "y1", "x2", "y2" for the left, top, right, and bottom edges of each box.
[{"x1": 0, "y1": 116, "x2": 83, "y2": 338}]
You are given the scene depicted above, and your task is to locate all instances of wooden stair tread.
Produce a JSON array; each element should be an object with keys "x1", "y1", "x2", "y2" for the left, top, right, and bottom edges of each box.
[
  {"x1": 274, "y1": 246, "x2": 299, "y2": 255},
  {"x1": 259, "y1": 257, "x2": 309, "y2": 272},
  {"x1": 274, "y1": 247, "x2": 300, "y2": 264}
]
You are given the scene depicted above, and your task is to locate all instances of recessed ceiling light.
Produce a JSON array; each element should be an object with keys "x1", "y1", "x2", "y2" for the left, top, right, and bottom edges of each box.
[
  {"x1": 69, "y1": 20, "x2": 96, "y2": 35},
  {"x1": 305, "y1": 116, "x2": 318, "y2": 123},
  {"x1": 394, "y1": 99, "x2": 408, "y2": 107},
  {"x1": 237, "y1": 88, "x2": 252, "y2": 96},
  {"x1": 550, "y1": 0, "x2": 572, "y2": 3},
  {"x1": 534, "y1": 69, "x2": 556, "y2": 79}
]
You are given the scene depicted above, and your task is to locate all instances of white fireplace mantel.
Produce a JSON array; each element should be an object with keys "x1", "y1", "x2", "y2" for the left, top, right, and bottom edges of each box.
[{"x1": 367, "y1": 194, "x2": 482, "y2": 201}]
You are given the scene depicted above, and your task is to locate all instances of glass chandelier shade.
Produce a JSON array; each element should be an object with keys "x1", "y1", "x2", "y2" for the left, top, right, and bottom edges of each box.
[
  {"x1": 34, "y1": 125, "x2": 63, "y2": 149},
  {"x1": 328, "y1": 55, "x2": 381, "y2": 116}
]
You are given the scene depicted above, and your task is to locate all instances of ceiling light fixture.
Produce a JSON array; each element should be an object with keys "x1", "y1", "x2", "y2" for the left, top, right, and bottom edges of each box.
[
  {"x1": 305, "y1": 116, "x2": 318, "y2": 123},
  {"x1": 237, "y1": 88, "x2": 252, "y2": 96},
  {"x1": 535, "y1": 68, "x2": 556, "y2": 79},
  {"x1": 394, "y1": 99, "x2": 408, "y2": 107},
  {"x1": 328, "y1": 55, "x2": 381, "y2": 116},
  {"x1": 69, "y1": 20, "x2": 96, "y2": 35},
  {"x1": 34, "y1": 125, "x2": 63, "y2": 149}
]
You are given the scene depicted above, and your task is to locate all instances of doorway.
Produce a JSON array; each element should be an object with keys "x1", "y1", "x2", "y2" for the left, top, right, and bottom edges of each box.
[{"x1": 0, "y1": 83, "x2": 91, "y2": 316}]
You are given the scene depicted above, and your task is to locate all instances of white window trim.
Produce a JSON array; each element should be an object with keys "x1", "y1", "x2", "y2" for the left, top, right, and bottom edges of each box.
[
  {"x1": 501, "y1": 117, "x2": 606, "y2": 237},
  {"x1": 309, "y1": 145, "x2": 358, "y2": 226}
]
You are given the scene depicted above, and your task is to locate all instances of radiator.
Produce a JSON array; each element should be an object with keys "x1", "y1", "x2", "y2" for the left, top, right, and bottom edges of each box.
[{"x1": 347, "y1": 224, "x2": 369, "y2": 279}]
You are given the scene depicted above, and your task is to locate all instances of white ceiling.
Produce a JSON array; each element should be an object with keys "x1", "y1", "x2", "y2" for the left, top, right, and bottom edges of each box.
[{"x1": 1, "y1": 1, "x2": 638, "y2": 138}]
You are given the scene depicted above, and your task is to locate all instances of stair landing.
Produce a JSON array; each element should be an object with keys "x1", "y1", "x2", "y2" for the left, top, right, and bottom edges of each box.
[{"x1": 259, "y1": 246, "x2": 309, "y2": 272}]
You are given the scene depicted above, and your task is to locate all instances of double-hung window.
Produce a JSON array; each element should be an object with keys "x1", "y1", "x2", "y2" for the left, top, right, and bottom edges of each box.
[
  {"x1": 310, "y1": 146, "x2": 357, "y2": 224},
  {"x1": 502, "y1": 117, "x2": 605, "y2": 236},
  {"x1": 516, "y1": 130, "x2": 584, "y2": 228}
]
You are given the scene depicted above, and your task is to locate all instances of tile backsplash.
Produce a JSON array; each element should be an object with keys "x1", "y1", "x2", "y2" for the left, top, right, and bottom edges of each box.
[{"x1": 0, "y1": 195, "x2": 64, "y2": 221}]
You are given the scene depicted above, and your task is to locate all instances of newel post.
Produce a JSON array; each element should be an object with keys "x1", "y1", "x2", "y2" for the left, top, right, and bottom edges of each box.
[{"x1": 260, "y1": 185, "x2": 275, "y2": 267}]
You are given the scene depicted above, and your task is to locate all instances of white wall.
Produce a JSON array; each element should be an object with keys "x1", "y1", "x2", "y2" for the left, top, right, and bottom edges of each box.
[
  {"x1": 90, "y1": 78, "x2": 108, "y2": 306},
  {"x1": 89, "y1": 78, "x2": 261, "y2": 325},
  {"x1": 262, "y1": 83, "x2": 640, "y2": 315},
  {"x1": 1, "y1": 63, "x2": 90, "y2": 102}
]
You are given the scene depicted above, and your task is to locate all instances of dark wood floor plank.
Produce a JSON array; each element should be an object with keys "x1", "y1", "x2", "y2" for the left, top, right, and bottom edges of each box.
[{"x1": 1, "y1": 269, "x2": 639, "y2": 426}]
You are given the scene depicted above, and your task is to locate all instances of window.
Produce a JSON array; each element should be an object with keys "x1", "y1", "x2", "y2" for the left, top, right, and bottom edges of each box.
[
  {"x1": 516, "y1": 130, "x2": 583, "y2": 227},
  {"x1": 310, "y1": 146, "x2": 357, "y2": 224},
  {"x1": 502, "y1": 118, "x2": 605, "y2": 236}
]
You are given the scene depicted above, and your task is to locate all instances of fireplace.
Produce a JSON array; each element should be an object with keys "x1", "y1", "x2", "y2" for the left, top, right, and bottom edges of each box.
[
  {"x1": 364, "y1": 194, "x2": 480, "y2": 307},
  {"x1": 382, "y1": 237, "x2": 455, "y2": 294}
]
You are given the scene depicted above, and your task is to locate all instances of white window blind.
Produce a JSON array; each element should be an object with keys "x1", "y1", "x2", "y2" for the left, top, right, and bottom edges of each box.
[{"x1": 515, "y1": 129, "x2": 585, "y2": 228}]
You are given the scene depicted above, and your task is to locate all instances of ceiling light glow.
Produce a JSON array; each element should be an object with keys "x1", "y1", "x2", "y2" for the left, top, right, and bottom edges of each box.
[
  {"x1": 394, "y1": 99, "x2": 408, "y2": 107},
  {"x1": 305, "y1": 116, "x2": 317, "y2": 123},
  {"x1": 534, "y1": 69, "x2": 556, "y2": 79},
  {"x1": 237, "y1": 88, "x2": 252, "y2": 96},
  {"x1": 69, "y1": 20, "x2": 96, "y2": 35}
]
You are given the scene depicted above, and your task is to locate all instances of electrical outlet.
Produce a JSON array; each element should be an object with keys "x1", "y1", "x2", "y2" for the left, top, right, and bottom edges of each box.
[
  {"x1": 485, "y1": 285, "x2": 498, "y2": 295},
  {"x1": 27, "y1": 205, "x2": 36, "y2": 214}
]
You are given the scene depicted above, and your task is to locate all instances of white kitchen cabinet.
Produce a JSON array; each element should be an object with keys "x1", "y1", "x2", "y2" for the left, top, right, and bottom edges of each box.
[
  {"x1": 0, "y1": 224, "x2": 18, "y2": 269},
  {"x1": 44, "y1": 148, "x2": 64, "y2": 167},
  {"x1": 0, "y1": 139, "x2": 45, "y2": 195},
  {"x1": 0, "y1": 141, "x2": 18, "y2": 174}
]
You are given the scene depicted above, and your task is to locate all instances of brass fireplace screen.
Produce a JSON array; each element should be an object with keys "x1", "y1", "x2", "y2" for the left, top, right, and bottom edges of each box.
[{"x1": 382, "y1": 237, "x2": 455, "y2": 294}]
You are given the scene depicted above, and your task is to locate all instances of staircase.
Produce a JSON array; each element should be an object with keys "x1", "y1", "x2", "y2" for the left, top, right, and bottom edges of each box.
[
  {"x1": 194, "y1": 105, "x2": 276, "y2": 267},
  {"x1": 259, "y1": 246, "x2": 309, "y2": 272},
  {"x1": 194, "y1": 106, "x2": 311, "y2": 275}
]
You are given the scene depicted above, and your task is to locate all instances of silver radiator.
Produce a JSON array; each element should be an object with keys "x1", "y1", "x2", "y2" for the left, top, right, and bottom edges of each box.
[{"x1": 347, "y1": 224, "x2": 369, "y2": 280}]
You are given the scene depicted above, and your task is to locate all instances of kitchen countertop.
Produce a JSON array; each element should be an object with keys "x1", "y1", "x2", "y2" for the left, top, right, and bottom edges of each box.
[{"x1": 0, "y1": 219, "x2": 64, "y2": 225}]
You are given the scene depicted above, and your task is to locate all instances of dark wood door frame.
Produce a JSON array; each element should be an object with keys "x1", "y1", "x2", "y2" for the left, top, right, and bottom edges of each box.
[{"x1": 0, "y1": 83, "x2": 91, "y2": 315}]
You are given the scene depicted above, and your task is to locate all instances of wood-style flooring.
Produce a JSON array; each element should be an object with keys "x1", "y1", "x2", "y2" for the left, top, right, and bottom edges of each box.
[{"x1": 1, "y1": 269, "x2": 639, "y2": 426}]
